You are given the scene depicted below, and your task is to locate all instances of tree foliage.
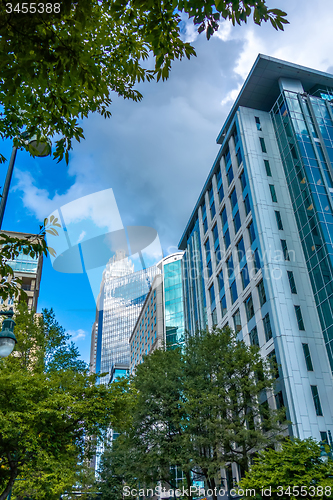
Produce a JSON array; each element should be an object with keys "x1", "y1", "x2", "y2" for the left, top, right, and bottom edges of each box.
[
  {"x1": 0, "y1": 0, "x2": 288, "y2": 163},
  {"x1": 238, "y1": 438, "x2": 333, "y2": 499},
  {"x1": 99, "y1": 327, "x2": 286, "y2": 500},
  {"x1": 0, "y1": 304, "x2": 126, "y2": 500}
]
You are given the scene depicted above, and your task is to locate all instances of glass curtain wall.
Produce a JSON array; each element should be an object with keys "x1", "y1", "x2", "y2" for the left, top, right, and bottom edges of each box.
[
  {"x1": 182, "y1": 218, "x2": 207, "y2": 334},
  {"x1": 164, "y1": 259, "x2": 185, "y2": 348},
  {"x1": 271, "y1": 89, "x2": 333, "y2": 369}
]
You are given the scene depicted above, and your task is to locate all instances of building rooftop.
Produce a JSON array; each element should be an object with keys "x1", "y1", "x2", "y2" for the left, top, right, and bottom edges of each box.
[{"x1": 178, "y1": 54, "x2": 333, "y2": 250}]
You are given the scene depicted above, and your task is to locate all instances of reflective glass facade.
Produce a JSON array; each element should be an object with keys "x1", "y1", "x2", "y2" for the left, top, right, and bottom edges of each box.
[
  {"x1": 271, "y1": 88, "x2": 333, "y2": 369},
  {"x1": 182, "y1": 218, "x2": 207, "y2": 334},
  {"x1": 164, "y1": 258, "x2": 185, "y2": 348},
  {"x1": 96, "y1": 253, "x2": 159, "y2": 380}
]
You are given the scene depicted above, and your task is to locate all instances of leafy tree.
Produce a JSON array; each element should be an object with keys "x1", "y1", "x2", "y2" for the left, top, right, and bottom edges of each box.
[
  {"x1": 238, "y1": 438, "x2": 333, "y2": 499},
  {"x1": 102, "y1": 348, "x2": 193, "y2": 498},
  {"x1": 0, "y1": 0, "x2": 288, "y2": 163},
  {"x1": 182, "y1": 327, "x2": 286, "y2": 499},
  {"x1": 99, "y1": 327, "x2": 286, "y2": 500},
  {"x1": 99, "y1": 435, "x2": 141, "y2": 500},
  {"x1": 0, "y1": 304, "x2": 126, "y2": 500}
]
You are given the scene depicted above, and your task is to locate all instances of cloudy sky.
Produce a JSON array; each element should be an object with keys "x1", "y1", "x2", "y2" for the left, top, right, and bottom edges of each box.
[{"x1": 1, "y1": 0, "x2": 332, "y2": 363}]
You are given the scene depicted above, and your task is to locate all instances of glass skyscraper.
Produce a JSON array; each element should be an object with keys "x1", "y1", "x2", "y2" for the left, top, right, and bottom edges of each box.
[
  {"x1": 178, "y1": 55, "x2": 333, "y2": 448},
  {"x1": 129, "y1": 252, "x2": 186, "y2": 373},
  {"x1": 271, "y1": 86, "x2": 333, "y2": 369},
  {"x1": 164, "y1": 255, "x2": 185, "y2": 348},
  {"x1": 91, "y1": 251, "x2": 160, "y2": 381}
]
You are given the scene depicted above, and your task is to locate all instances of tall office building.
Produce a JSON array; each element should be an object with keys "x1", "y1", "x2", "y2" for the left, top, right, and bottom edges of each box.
[
  {"x1": 179, "y1": 55, "x2": 333, "y2": 441},
  {"x1": 90, "y1": 251, "x2": 160, "y2": 381},
  {"x1": 129, "y1": 252, "x2": 185, "y2": 373},
  {"x1": 0, "y1": 230, "x2": 43, "y2": 311}
]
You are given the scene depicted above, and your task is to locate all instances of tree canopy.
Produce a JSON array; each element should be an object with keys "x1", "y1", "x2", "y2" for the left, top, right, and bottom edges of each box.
[
  {"x1": 0, "y1": 304, "x2": 127, "y2": 500},
  {"x1": 238, "y1": 438, "x2": 333, "y2": 499},
  {"x1": 99, "y1": 327, "x2": 287, "y2": 500},
  {"x1": 0, "y1": 0, "x2": 288, "y2": 163}
]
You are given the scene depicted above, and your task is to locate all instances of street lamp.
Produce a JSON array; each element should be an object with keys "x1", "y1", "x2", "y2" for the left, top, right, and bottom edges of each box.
[
  {"x1": 0, "y1": 134, "x2": 51, "y2": 229},
  {"x1": 0, "y1": 309, "x2": 17, "y2": 358}
]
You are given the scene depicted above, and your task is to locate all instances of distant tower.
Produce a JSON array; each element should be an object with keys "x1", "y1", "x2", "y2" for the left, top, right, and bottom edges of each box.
[{"x1": 90, "y1": 250, "x2": 160, "y2": 382}]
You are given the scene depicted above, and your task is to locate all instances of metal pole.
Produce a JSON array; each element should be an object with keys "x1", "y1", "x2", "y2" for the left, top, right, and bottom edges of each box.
[{"x1": 0, "y1": 146, "x2": 17, "y2": 230}]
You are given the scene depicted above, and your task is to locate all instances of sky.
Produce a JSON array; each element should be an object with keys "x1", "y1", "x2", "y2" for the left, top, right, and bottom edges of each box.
[{"x1": 1, "y1": 0, "x2": 333, "y2": 364}]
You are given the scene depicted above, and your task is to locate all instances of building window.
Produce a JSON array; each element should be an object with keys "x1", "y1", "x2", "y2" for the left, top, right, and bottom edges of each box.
[
  {"x1": 224, "y1": 228, "x2": 231, "y2": 250},
  {"x1": 233, "y1": 309, "x2": 242, "y2": 332},
  {"x1": 225, "y1": 146, "x2": 231, "y2": 165},
  {"x1": 281, "y1": 239, "x2": 290, "y2": 261},
  {"x1": 227, "y1": 165, "x2": 234, "y2": 186},
  {"x1": 234, "y1": 129, "x2": 239, "y2": 146},
  {"x1": 302, "y1": 343, "x2": 314, "y2": 371},
  {"x1": 275, "y1": 210, "x2": 283, "y2": 230},
  {"x1": 255, "y1": 116, "x2": 261, "y2": 131},
  {"x1": 221, "y1": 206, "x2": 227, "y2": 227},
  {"x1": 211, "y1": 201, "x2": 216, "y2": 219},
  {"x1": 217, "y1": 169, "x2": 224, "y2": 203},
  {"x1": 320, "y1": 431, "x2": 328, "y2": 444},
  {"x1": 212, "y1": 224, "x2": 219, "y2": 246},
  {"x1": 230, "y1": 280, "x2": 238, "y2": 304},
  {"x1": 240, "y1": 171, "x2": 247, "y2": 191},
  {"x1": 233, "y1": 211, "x2": 241, "y2": 234},
  {"x1": 253, "y1": 248, "x2": 261, "y2": 273},
  {"x1": 202, "y1": 203, "x2": 208, "y2": 233},
  {"x1": 268, "y1": 350, "x2": 279, "y2": 379},
  {"x1": 205, "y1": 239, "x2": 212, "y2": 278},
  {"x1": 294, "y1": 305, "x2": 305, "y2": 330},
  {"x1": 227, "y1": 254, "x2": 234, "y2": 281},
  {"x1": 311, "y1": 385, "x2": 323, "y2": 416},
  {"x1": 244, "y1": 194, "x2": 251, "y2": 216},
  {"x1": 241, "y1": 265, "x2": 250, "y2": 290},
  {"x1": 249, "y1": 326, "x2": 259, "y2": 346},
  {"x1": 218, "y1": 272, "x2": 224, "y2": 291},
  {"x1": 237, "y1": 237, "x2": 245, "y2": 263},
  {"x1": 248, "y1": 221, "x2": 256, "y2": 245},
  {"x1": 269, "y1": 184, "x2": 277, "y2": 202},
  {"x1": 245, "y1": 294, "x2": 255, "y2": 321},
  {"x1": 230, "y1": 188, "x2": 237, "y2": 210},
  {"x1": 236, "y1": 148, "x2": 243, "y2": 167},
  {"x1": 221, "y1": 294, "x2": 227, "y2": 317},
  {"x1": 275, "y1": 391, "x2": 284, "y2": 410},
  {"x1": 257, "y1": 280, "x2": 266, "y2": 306},
  {"x1": 209, "y1": 284, "x2": 215, "y2": 308},
  {"x1": 209, "y1": 184, "x2": 216, "y2": 219},
  {"x1": 263, "y1": 313, "x2": 272, "y2": 342},
  {"x1": 287, "y1": 271, "x2": 297, "y2": 294},
  {"x1": 260, "y1": 137, "x2": 267, "y2": 153},
  {"x1": 264, "y1": 159, "x2": 272, "y2": 176}
]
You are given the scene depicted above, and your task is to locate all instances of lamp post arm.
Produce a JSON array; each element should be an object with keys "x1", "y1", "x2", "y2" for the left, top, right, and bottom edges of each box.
[{"x1": 0, "y1": 146, "x2": 18, "y2": 230}]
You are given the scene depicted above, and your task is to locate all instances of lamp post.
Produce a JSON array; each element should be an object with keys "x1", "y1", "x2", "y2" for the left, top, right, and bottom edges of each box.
[
  {"x1": 0, "y1": 309, "x2": 17, "y2": 358},
  {"x1": 0, "y1": 135, "x2": 51, "y2": 230}
]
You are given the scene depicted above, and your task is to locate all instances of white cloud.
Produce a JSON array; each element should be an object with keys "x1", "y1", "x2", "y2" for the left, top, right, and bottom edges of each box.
[
  {"x1": 69, "y1": 329, "x2": 86, "y2": 341},
  {"x1": 12, "y1": 0, "x2": 333, "y2": 258}
]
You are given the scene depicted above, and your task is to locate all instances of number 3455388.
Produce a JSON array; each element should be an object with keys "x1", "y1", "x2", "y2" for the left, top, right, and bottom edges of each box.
[{"x1": 6, "y1": 3, "x2": 61, "y2": 13}]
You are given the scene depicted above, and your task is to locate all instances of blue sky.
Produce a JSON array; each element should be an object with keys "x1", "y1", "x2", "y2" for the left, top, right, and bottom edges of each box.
[{"x1": 1, "y1": 0, "x2": 333, "y2": 364}]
